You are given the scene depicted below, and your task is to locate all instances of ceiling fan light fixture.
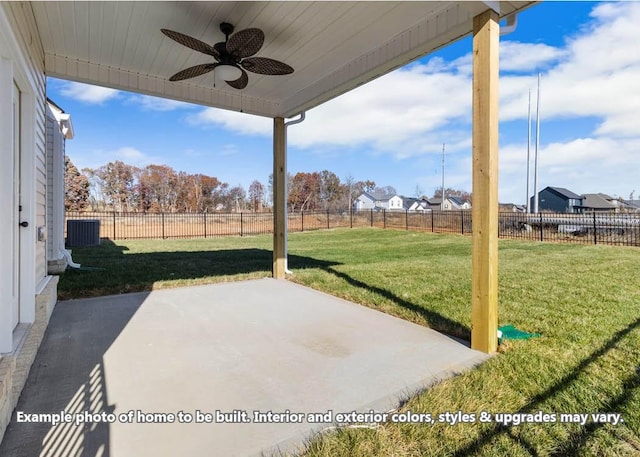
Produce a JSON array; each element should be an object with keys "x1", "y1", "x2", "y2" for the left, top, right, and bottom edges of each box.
[{"x1": 215, "y1": 64, "x2": 242, "y2": 81}]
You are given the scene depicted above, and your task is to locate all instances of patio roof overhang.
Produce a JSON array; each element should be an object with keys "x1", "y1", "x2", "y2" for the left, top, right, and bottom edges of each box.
[
  {"x1": 32, "y1": 1, "x2": 534, "y2": 118},
  {"x1": 29, "y1": 1, "x2": 537, "y2": 354}
]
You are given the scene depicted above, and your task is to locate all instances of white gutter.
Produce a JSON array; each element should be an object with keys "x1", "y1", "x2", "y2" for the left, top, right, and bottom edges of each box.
[
  {"x1": 283, "y1": 112, "x2": 306, "y2": 274},
  {"x1": 500, "y1": 13, "x2": 518, "y2": 36}
]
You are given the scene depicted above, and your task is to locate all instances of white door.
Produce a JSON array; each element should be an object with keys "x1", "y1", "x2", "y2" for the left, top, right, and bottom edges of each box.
[{"x1": 11, "y1": 81, "x2": 21, "y2": 329}]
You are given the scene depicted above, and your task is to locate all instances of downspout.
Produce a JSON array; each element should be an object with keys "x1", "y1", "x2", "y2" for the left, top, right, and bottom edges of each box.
[
  {"x1": 62, "y1": 249, "x2": 81, "y2": 269},
  {"x1": 283, "y1": 112, "x2": 306, "y2": 274},
  {"x1": 500, "y1": 13, "x2": 518, "y2": 36}
]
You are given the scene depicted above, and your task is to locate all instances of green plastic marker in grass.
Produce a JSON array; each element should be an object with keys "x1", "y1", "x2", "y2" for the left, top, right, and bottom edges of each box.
[{"x1": 498, "y1": 325, "x2": 541, "y2": 344}]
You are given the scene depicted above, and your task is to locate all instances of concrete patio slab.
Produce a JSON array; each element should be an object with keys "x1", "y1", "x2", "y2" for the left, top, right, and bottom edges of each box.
[{"x1": 1, "y1": 279, "x2": 490, "y2": 457}]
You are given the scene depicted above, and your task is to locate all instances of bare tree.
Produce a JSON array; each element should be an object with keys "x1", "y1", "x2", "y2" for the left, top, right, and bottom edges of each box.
[{"x1": 248, "y1": 180, "x2": 265, "y2": 212}]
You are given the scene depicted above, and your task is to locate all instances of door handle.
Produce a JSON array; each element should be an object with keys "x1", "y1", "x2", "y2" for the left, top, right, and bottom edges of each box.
[{"x1": 19, "y1": 221, "x2": 29, "y2": 227}]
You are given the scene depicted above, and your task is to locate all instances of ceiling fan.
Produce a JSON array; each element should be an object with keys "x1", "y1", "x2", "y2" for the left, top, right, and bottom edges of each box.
[{"x1": 161, "y1": 22, "x2": 294, "y2": 90}]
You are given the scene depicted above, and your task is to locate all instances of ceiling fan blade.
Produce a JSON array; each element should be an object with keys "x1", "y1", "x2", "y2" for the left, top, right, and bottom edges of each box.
[
  {"x1": 169, "y1": 63, "x2": 218, "y2": 81},
  {"x1": 225, "y1": 68, "x2": 249, "y2": 90},
  {"x1": 161, "y1": 29, "x2": 220, "y2": 59},
  {"x1": 226, "y1": 28, "x2": 265, "y2": 58},
  {"x1": 241, "y1": 57, "x2": 294, "y2": 75}
]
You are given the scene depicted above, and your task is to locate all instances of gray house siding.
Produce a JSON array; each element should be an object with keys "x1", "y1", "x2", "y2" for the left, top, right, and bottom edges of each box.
[{"x1": 533, "y1": 187, "x2": 584, "y2": 213}]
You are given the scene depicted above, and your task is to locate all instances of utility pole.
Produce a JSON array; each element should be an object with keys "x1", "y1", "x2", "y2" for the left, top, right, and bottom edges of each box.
[
  {"x1": 526, "y1": 88, "x2": 531, "y2": 213},
  {"x1": 533, "y1": 73, "x2": 541, "y2": 214},
  {"x1": 441, "y1": 143, "x2": 445, "y2": 210}
]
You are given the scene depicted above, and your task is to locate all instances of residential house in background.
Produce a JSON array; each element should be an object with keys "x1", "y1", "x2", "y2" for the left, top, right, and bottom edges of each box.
[
  {"x1": 426, "y1": 197, "x2": 443, "y2": 210},
  {"x1": 403, "y1": 197, "x2": 430, "y2": 212},
  {"x1": 624, "y1": 200, "x2": 640, "y2": 212},
  {"x1": 533, "y1": 187, "x2": 584, "y2": 213},
  {"x1": 353, "y1": 193, "x2": 375, "y2": 210},
  {"x1": 499, "y1": 203, "x2": 526, "y2": 212},
  {"x1": 581, "y1": 193, "x2": 618, "y2": 213},
  {"x1": 353, "y1": 191, "x2": 403, "y2": 211},
  {"x1": 46, "y1": 99, "x2": 74, "y2": 274},
  {"x1": 443, "y1": 196, "x2": 471, "y2": 210}
]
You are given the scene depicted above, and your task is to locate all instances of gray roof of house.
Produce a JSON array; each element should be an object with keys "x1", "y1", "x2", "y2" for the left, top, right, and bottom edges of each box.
[
  {"x1": 402, "y1": 197, "x2": 428, "y2": 210},
  {"x1": 548, "y1": 187, "x2": 583, "y2": 200},
  {"x1": 427, "y1": 198, "x2": 442, "y2": 206},
  {"x1": 596, "y1": 193, "x2": 614, "y2": 200},
  {"x1": 582, "y1": 194, "x2": 617, "y2": 209},
  {"x1": 448, "y1": 196, "x2": 467, "y2": 206},
  {"x1": 624, "y1": 199, "x2": 640, "y2": 209},
  {"x1": 363, "y1": 191, "x2": 397, "y2": 201}
]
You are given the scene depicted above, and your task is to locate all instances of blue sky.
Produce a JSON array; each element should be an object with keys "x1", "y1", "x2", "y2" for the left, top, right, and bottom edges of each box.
[{"x1": 49, "y1": 2, "x2": 640, "y2": 205}]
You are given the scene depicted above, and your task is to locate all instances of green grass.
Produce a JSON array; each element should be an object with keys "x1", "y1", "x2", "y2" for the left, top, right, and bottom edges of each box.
[{"x1": 59, "y1": 228, "x2": 640, "y2": 456}]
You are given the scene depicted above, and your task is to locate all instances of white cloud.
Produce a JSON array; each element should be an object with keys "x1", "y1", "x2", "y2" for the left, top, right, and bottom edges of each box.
[
  {"x1": 59, "y1": 82, "x2": 120, "y2": 104},
  {"x1": 501, "y1": 2, "x2": 640, "y2": 133},
  {"x1": 186, "y1": 2, "x2": 640, "y2": 202},
  {"x1": 188, "y1": 109, "x2": 272, "y2": 136},
  {"x1": 191, "y1": 64, "x2": 472, "y2": 156},
  {"x1": 112, "y1": 147, "x2": 153, "y2": 165},
  {"x1": 218, "y1": 144, "x2": 239, "y2": 156},
  {"x1": 498, "y1": 136, "x2": 640, "y2": 202},
  {"x1": 499, "y1": 41, "x2": 566, "y2": 72},
  {"x1": 71, "y1": 146, "x2": 164, "y2": 171}
]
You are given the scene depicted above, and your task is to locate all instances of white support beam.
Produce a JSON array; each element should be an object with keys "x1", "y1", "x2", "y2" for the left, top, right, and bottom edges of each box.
[{"x1": 471, "y1": 9, "x2": 500, "y2": 354}]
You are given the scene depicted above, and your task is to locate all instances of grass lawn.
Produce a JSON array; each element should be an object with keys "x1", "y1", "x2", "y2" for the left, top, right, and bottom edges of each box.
[{"x1": 59, "y1": 228, "x2": 640, "y2": 456}]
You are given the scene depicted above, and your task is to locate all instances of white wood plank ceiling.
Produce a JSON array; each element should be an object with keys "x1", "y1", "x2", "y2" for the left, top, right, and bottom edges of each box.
[{"x1": 30, "y1": 1, "x2": 535, "y2": 118}]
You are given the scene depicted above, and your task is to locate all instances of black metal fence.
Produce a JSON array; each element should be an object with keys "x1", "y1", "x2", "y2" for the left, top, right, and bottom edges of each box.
[{"x1": 65, "y1": 209, "x2": 640, "y2": 247}]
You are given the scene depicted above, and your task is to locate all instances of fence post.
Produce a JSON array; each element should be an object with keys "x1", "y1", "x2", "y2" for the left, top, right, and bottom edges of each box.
[
  {"x1": 240, "y1": 212, "x2": 244, "y2": 237},
  {"x1": 461, "y1": 211, "x2": 464, "y2": 234},
  {"x1": 405, "y1": 209, "x2": 409, "y2": 230},
  {"x1": 539, "y1": 212, "x2": 543, "y2": 242},
  {"x1": 301, "y1": 211, "x2": 304, "y2": 232},
  {"x1": 327, "y1": 209, "x2": 330, "y2": 229},
  {"x1": 383, "y1": 209, "x2": 387, "y2": 229},
  {"x1": 593, "y1": 212, "x2": 597, "y2": 245},
  {"x1": 350, "y1": 208, "x2": 353, "y2": 229},
  {"x1": 431, "y1": 210, "x2": 434, "y2": 233},
  {"x1": 113, "y1": 211, "x2": 116, "y2": 240},
  {"x1": 370, "y1": 209, "x2": 373, "y2": 227},
  {"x1": 161, "y1": 212, "x2": 165, "y2": 239},
  {"x1": 204, "y1": 213, "x2": 207, "y2": 238}
]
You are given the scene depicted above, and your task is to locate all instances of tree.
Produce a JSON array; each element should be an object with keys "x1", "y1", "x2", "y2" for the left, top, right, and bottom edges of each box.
[
  {"x1": 175, "y1": 173, "x2": 223, "y2": 212},
  {"x1": 95, "y1": 161, "x2": 137, "y2": 211},
  {"x1": 374, "y1": 185, "x2": 397, "y2": 195},
  {"x1": 64, "y1": 156, "x2": 90, "y2": 210},
  {"x1": 135, "y1": 164, "x2": 178, "y2": 212},
  {"x1": 82, "y1": 167, "x2": 107, "y2": 210},
  {"x1": 289, "y1": 172, "x2": 321, "y2": 212},
  {"x1": 248, "y1": 180, "x2": 265, "y2": 212},
  {"x1": 348, "y1": 179, "x2": 376, "y2": 204},
  {"x1": 433, "y1": 187, "x2": 472, "y2": 203},
  {"x1": 220, "y1": 185, "x2": 246, "y2": 212},
  {"x1": 319, "y1": 170, "x2": 344, "y2": 211},
  {"x1": 361, "y1": 180, "x2": 376, "y2": 193}
]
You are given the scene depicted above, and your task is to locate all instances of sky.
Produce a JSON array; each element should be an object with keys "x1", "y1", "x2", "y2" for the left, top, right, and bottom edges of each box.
[{"x1": 49, "y1": 1, "x2": 640, "y2": 205}]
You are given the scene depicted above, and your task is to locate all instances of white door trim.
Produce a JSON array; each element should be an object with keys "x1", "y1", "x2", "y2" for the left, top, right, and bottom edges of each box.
[
  {"x1": 12, "y1": 80, "x2": 21, "y2": 330},
  {"x1": 0, "y1": 56, "x2": 15, "y2": 352},
  {"x1": 0, "y1": 6, "x2": 39, "y2": 352}
]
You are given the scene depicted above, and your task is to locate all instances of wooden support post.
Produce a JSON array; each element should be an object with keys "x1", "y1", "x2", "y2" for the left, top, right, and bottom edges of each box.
[
  {"x1": 273, "y1": 117, "x2": 286, "y2": 279},
  {"x1": 471, "y1": 9, "x2": 499, "y2": 354}
]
